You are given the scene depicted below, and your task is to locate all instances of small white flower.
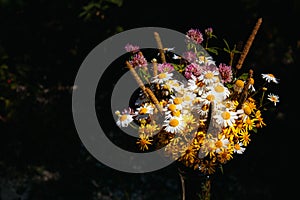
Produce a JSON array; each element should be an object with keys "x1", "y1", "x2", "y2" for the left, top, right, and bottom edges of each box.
[
  {"x1": 116, "y1": 114, "x2": 134, "y2": 127},
  {"x1": 163, "y1": 116, "x2": 185, "y2": 134},
  {"x1": 267, "y1": 93, "x2": 279, "y2": 106},
  {"x1": 197, "y1": 55, "x2": 216, "y2": 65},
  {"x1": 201, "y1": 91, "x2": 216, "y2": 105},
  {"x1": 261, "y1": 73, "x2": 279, "y2": 84},
  {"x1": 181, "y1": 92, "x2": 197, "y2": 107},
  {"x1": 199, "y1": 70, "x2": 219, "y2": 85},
  {"x1": 209, "y1": 82, "x2": 230, "y2": 102},
  {"x1": 215, "y1": 135, "x2": 230, "y2": 153},
  {"x1": 213, "y1": 109, "x2": 239, "y2": 127},
  {"x1": 152, "y1": 72, "x2": 173, "y2": 84},
  {"x1": 234, "y1": 142, "x2": 246, "y2": 154},
  {"x1": 135, "y1": 103, "x2": 154, "y2": 115},
  {"x1": 164, "y1": 79, "x2": 184, "y2": 93},
  {"x1": 172, "y1": 54, "x2": 181, "y2": 59}
]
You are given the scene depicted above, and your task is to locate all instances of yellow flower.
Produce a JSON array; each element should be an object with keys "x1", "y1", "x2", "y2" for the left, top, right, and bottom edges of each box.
[
  {"x1": 136, "y1": 133, "x2": 153, "y2": 151},
  {"x1": 199, "y1": 160, "x2": 216, "y2": 175},
  {"x1": 239, "y1": 130, "x2": 251, "y2": 146}
]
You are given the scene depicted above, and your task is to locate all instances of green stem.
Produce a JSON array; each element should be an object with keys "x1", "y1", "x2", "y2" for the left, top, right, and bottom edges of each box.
[{"x1": 260, "y1": 90, "x2": 265, "y2": 107}]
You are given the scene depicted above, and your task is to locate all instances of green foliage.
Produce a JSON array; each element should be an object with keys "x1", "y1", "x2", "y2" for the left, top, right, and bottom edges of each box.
[
  {"x1": 237, "y1": 73, "x2": 249, "y2": 81},
  {"x1": 79, "y1": 0, "x2": 124, "y2": 21}
]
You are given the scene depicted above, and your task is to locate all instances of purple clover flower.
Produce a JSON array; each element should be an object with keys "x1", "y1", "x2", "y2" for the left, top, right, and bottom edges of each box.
[
  {"x1": 186, "y1": 28, "x2": 203, "y2": 44},
  {"x1": 184, "y1": 63, "x2": 202, "y2": 79},
  {"x1": 157, "y1": 63, "x2": 174, "y2": 73},
  {"x1": 129, "y1": 52, "x2": 148, "y2": 68},
  {"x1": 125, "y1": 43, "x2": 140, "y2": 53},
  {"x1": 205, "y1": 27, "x2": 213, "y2": 38},
  {"x1": 218, "y1": 63, "x2": 233, "y2": 83},
  {"x1": 182, "y1": 51, "x2": 197, "y2": 63}
]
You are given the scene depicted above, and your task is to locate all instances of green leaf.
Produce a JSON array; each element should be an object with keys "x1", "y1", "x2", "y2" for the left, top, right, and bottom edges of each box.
[
  {"x1": 252, "y1": 127, "x2": 258, "y2": 133},
  {"x1": 238, "y1": 73, "x2": 249, "y2": 81},
  {"x1": 232, "y1": 50, "x2": 241, "y2": 54},
  {"x1": 219, "y1": 164, "x2": 224, "y2": 174},
  {"x1": 223, "y1": 39, "x2": 230, "y2": 50},
  {"x1": 223, "y1": 48, "x2": 230, "y2": 53},
  {"x1": 106, "y1": 0, "x2": 123, "y2": 7},
  {"x1": 206, "y1": 47, "x2": 218, "y2": 55},
  {"x1": 225, "y1": 83, "x2": 233, "y2": 88}
]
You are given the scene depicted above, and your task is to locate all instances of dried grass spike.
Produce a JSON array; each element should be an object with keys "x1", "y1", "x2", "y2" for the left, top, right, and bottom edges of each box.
[
  {"x1": 126, "y1": 61, "x2": 147, "y2": 95},
  {"x1": 145, "y1": 87, "x2": 163, "y2": 113},
  {"x1": 154, "y1": 32, "x2": 166, "y2": 63},
  {"x1": 236, "y1": 18, "x2": 262, "y2": 70},
  {"x1": 152, "y1": 58, "x2": 158, "y2": 77}
]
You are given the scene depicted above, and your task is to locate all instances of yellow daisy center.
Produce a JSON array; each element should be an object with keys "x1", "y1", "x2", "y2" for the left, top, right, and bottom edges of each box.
[
  {"x1": 214, "y1": 85, "x2": 224, "y2": 93},
  {"x1": 271, "y1": 96, "x2": 277, "y2": 101},
  {"x1": 204, "y1": 72, "x2": 214, "y2": 79},
  {"x1": 139, "y1": 108, "x2": 148, "y2": 114},
  {"x1": 248, "y1": 102, "x2": 256, "y2": 110},
  {"x1": 202, "y1": 104, "x2": 208, "y2": 111},
  {"x1": 206, "y1": 94, "x2": 215, "y2": 101},
  {"x1": 158, "y1": 73, "x2": 167, "y2": 79},
  {"x1": 199, "y1": 56, "x2": 205, "y2": 61},
  {"x1": 221, "y1": 111, "x2": 231, "y2": 120},
  {"x1": 249, "y1": 77, "x2": 254, "y2": 85},
  {"x1": 172, "y1": 110, "x2": 181, "y2": 117},
  {"x1": 215, "y1": 140, "x2": 223, "y2": 148},
  {"x1": 184, "y1": 95, "x2": 191, "y2": 101},
  {"x1": 120, "y1": 115, "x2": 128, "y2": 121},
  {"x1": 234, "y1": 143, "x2": 241, "y2": 150},
  {"x1": 173, "y1": 97, "x2": 182, "y2": 104},
  {"x1": 169, "y1": 119, "x2": 179, "y2": 127},
  {"x1": 237, "y1": 123, "x2": 243, "y2": 129},
  {"x1": 268, "y1": 74, "x2": 275, "y2": 78},
  {"x1": 235, "y1": 80, "x2": 244, "y2": 88},
  {"x1": 246, "y1": 118, "x2": 252, "y2": 125},
  {"x1": 168, "y1": 104, "x2": 176, "y2": 111},
  {"x1": 243, "y1": 106, "x2": 251, "y2": 115},
  {"x1": 196, "y1": 81, "x2": 205, "y2": 87},
  {"x1": 225, "y1": 102, "x2": 231, "y2": 108}
]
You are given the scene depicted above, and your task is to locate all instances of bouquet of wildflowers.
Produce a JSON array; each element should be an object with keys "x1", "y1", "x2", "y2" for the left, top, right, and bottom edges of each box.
[{"x1": 114, "y1": 18, "x2": 280, "y2": 175}]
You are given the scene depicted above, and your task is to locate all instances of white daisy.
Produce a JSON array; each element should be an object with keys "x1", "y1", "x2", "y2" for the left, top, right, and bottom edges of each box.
[
  {"x1": 163, "y1": 116, "x2": 185, "y2": 134},
  {"x1": 215, "y1": 135, "x2": 230, "y2": 153},
  {"x1": 116, "y1": 113, "x2": 134, "y2": 127},
  {"x1": 248, "y1": 77, "x2": 255, "y2": 92},
  {"x1": 152, "y1": 72, "x2": 173, "y2": 84},
  {"x1": 222, "y1": 100, "x2": 236, "y2": 111},
  {"x1": 170, "y1": 96, "x2": 184, "y2": 108},
  {"x1": 163, "y1": 102, "x2": 182, "y2": 113},
  {"x1": 213, "y1": 109, "x2": 239, "y2": 127},
  {"x1": 187, "y1": 75, "x2": 205, "y2": 95},
  {"x1": 164, "y1": 79, "x2": 184, "y2": 93},
  {"x1": 199, "y1": 69, "x2": 219, "y2": 85},
  {"x1": 201, "y1": 91, "x2": 216, "y2": 105},
  {"x1": 135, "y1": 103, "x2": 154, "y2": 115},
  {"x1": 209, "y1": 82, "x2": 230, "y2": 102},
  {"x1": 197, "y1": 55, "x2": 216, "y2": 65},
  {"x1": 197, "y1": 103, "x2": 210, "y2": 117},
  {"x1": 164, "y1": 109, "x2": 181, "y2": 119},
  {"x1": 181, "y1": 91, "x2": 197, "y2": 107},
  {"x1": 267, "y1": 93, "x2": 279, "y2": 106},
  {"x1": 234, "y1": 142, "x2": 246, "y2": 154},
  {"x1": 261, "y1": 73, "x2": 279, "y2": 84},
  {"x1": 172, "y1": 54, "x2": 181, "y2": 59}
]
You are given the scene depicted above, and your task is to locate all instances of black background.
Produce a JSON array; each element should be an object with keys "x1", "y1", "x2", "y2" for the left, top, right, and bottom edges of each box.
[{"x1": 0, "y1": 0, "x2": 296, "y2": 199}]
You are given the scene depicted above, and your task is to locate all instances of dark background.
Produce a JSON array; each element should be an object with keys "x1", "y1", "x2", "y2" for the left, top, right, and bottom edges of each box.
[{"x1": 0, "y1": 0, "x2": 296, "y2": 199}]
